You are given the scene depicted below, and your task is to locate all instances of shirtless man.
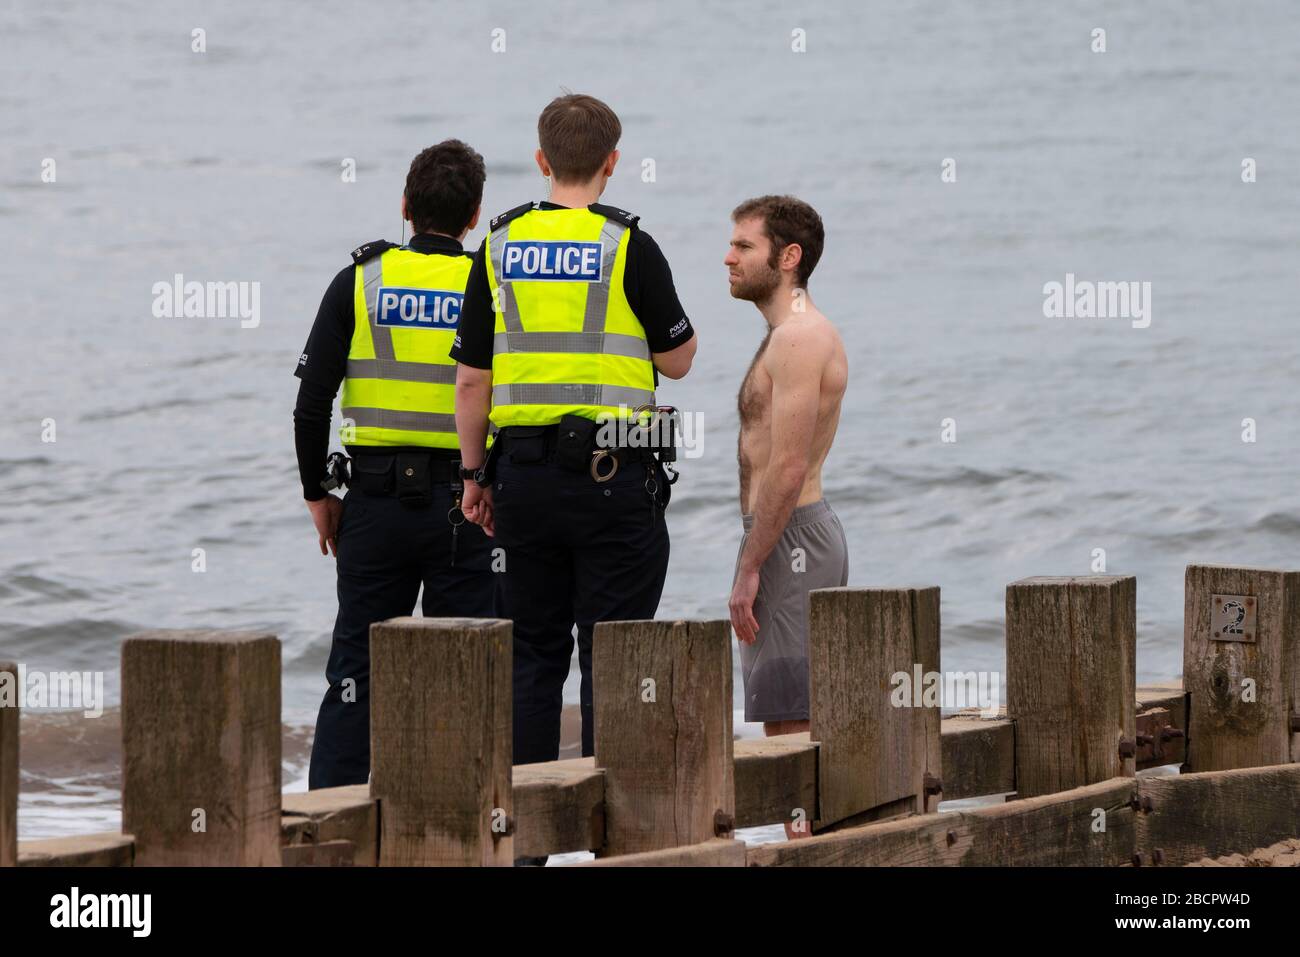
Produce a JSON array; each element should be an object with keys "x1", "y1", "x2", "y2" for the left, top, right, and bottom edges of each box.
[{"x1": 726, "y1": 196, "x2": 848, "y2": 837}]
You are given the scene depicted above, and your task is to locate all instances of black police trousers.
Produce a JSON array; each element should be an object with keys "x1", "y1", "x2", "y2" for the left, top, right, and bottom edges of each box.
[
  {"x1": 492, "y1": 450, "x2": 671, "y2": 765},
  {"x1": 307, "y1": 483, "x2": 497, "y2": 789}
]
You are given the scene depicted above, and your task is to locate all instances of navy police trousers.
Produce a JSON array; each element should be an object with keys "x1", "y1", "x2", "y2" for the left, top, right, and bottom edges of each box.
[
  {"x1": 307, "y1": 483, "x2": 497, "y2": 789},
  {"x1": 492, "y1": 448, "x2": 671, "y2": 765}
]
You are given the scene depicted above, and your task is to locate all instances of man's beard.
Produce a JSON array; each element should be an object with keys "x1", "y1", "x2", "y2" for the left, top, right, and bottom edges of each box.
[{"x1": 729, "y1": 260, "x2": 782, "y2": 304}]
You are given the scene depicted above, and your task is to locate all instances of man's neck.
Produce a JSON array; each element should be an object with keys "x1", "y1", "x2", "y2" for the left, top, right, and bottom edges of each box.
[
  {"x1": 757, "y1": 284, "x2": 810, "y2": 329},
  {"x1": 547, "y1": 179, "x2": 603, "y2": 209}
]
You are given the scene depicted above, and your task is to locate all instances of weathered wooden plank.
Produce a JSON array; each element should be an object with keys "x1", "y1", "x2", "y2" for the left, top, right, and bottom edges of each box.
[
  {"x1": 748, "y1": 777, "x2": 1138, "y2": 867},
  {"x1": 1136, "y1": 763, "x2": 1300, "y2": 866},
  {"x1": 1007, "y1": 576, "x2": 1136, "y2": 798},
  {"x1": 575, "y1": 838, "x2": 747, "y2": 867},
  {"x1": 941, "y1": 716, "x2": 1015, "y2": 800},
  {"x1": 808, "y1": 587, "x2": 940, "y2": 829},
  {"x1": 1136, "y1": 685, "x2": 1184, "y2": 713},
  {"x1": 370, "y1": 617, "x2": 512, "y2": 866},
  {"x1": 593, "y1": 619, "x2": 733, "y2": 856},
  {"x1": 18, "y1": 832, "x2": 135, "y2": 867},
  {"x1": 281, "y1": 784, "x2": 377, "y2": 867},
  {"x1": 734, "y1": 733, "x2": 817, "y2": 830},
  {"x1": 0, "y1": 660, "x2": 15, "y2": 867},
  {"x1": 914, "y1": 589, "x2": 944, "y2": 811},
  {"x1": 1183, "y1": 565, "x2": 1299, "y2": 771},
  {"x1": 1131, "y1": 685, "x2": 1187, "y2": 769},
  {"x1": 513, "y1": 757, "x2": 605, "y2": 857},
  {"x1": 121, "y1": 630, "x2": 281, "y2": 866}
]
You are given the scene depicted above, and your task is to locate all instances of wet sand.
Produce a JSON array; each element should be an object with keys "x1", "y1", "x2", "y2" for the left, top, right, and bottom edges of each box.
[{"x1": 17, "y1": 704, "x2": 588, "y2": 840}]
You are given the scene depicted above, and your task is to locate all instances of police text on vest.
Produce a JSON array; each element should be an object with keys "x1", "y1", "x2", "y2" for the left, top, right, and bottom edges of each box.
[
  {"x1": 502, "y1": 241, "x2": 603, "y2": 282},
  {"x1": 376, "y1": 287, "x2": 463, "y2": 328}
]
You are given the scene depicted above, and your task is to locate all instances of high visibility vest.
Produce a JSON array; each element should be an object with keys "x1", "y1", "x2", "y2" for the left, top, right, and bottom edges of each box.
[
  {"x1": 340, "y1": 243, "x2": 470, "y2": 448},
  {"x1": 484, "y1": 203, "x2": 656, "y2": 428}
]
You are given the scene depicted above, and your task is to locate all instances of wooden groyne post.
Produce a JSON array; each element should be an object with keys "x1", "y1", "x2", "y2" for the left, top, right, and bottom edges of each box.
[
  {"x1": 121, "y1": 630, "x2": 282, "y2": 865},
  {"x1": 1006, "y1": 576, "x2": 1136, "y2": 798},
  {"x1": 593, "y1": 619, "x2": 733, "y2": 856},
  {"x1": 809, "y1": 587, "x2": 942, "y2": 828},
  {"x1": 370, "y1": 617, "x2": 513, "y2": 866},
  {"x1": 1, "y1": 660, "x2": 16, "y2": 868},
  {"x1": 1183, "y1": 564, "x2": 1300, "y2": 771},
  {"x1": 6, "y1": 564, "x2": 1299, "y2": 868}
]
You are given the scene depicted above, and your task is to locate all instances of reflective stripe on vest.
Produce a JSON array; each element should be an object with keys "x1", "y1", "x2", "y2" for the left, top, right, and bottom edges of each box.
[
  {"x1": 339, "y1": 247, "x2": 468, "y2": 448},
  {"x1": 485, "y1": 208, "x2": 656, "y2": 427}
]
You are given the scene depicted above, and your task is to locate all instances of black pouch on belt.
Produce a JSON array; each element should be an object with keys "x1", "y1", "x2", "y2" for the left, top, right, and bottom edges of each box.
[
  {"x1": 395, "y1": 452, "x2": 434, "y2": 508},
  {"x1": 555, "y1": 414, "x2": 598, "y2": 473},
  {"x1": 351, "y1": 454, "x2": 395, "y2": 495},
  {"x1": 502, "y1": 426, "x2": 547, "y2": 465}
]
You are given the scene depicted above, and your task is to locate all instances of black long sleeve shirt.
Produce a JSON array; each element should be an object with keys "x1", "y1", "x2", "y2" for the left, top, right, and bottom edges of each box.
[
  {"x1": 295, "y1": 206, "x2": 695, "y2": 500},
  {"x1": 449, "y1": 201, "x2": 695, "y2": 368},
  {"x1": 292, "y1": 233, "x2": 466, "y2": 500}
]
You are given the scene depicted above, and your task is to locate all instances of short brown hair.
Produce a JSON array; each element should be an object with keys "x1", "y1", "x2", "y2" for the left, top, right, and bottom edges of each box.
[
  {"x1": 731, "y1": 195, "x2": 825, "y2": 288},
  {"x1": 538, "y1": 94, "x2": 622, "y2": 184},
  {"x1": 405, "y1": 139, "x2": 486, "y2": 235}
]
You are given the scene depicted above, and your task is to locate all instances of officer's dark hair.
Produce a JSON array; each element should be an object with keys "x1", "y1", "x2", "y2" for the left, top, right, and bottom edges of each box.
[
  {"x1": 404, "y1": 139, "x2": 486, "y2": 236},
  {"x1": 537, "y1": 94, "x2": 622, "y2": 184},
  {"x1": 731, "y1": 195, "x2": 825, "y2": 288}
]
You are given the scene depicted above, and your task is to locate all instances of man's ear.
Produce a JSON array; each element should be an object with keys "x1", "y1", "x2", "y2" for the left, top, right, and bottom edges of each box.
[
  {"x1": 401, "y1": 194, "x2": 410, "y2": 222},
  {"x1": 604, "y1": 149, "x2": 620, "y2": 177},
  {"x1": 535, "y1": 148, "x2": 551, "y2": 178},
  {"x1": 467, "y1": 204, "x2": 482, "y2": 231},
  {"x1": 782, "y1": 243, "x2": 803, "y2": 276}
]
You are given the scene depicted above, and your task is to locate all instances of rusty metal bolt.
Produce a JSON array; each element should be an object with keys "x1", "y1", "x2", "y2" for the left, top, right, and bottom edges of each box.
[
  {"x1": 946, "y1": 830, "x2": 957, "y2": 846},
  {"x1": 1136, "y1": 733, "x2": 1153, "y2": 747},
  {"x1": 1141, "y1": 795, "x2": 1154, "y2": 813},
  {"x1": 1153, "y1": 848, "x2": 1165, "y2": 865},
  {"x1": 1118, "y1": 739, "x2": 1136, "y2": 758},
  {"x1": 1290, "y1": 713, "x2": 1300, "y2": 734},
  {"x1": 923, "y1": 772, "x2": 943, "y2": 795},
  {"x1": 1160, "y1": 727, "x2": 1185, "y2": 741},
  {"x1": 713, "y1": 809, "x2": 735, "y2": 836},
  {"x1": 1132, "y1": 852, "x2": 1143, "y2": 867}
]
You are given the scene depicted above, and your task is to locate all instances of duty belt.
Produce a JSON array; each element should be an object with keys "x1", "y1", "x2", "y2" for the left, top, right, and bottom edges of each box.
[
  {"x1": 496, "y1": 422, "x2": 659, "y2": 483},
  {"x1": 347, "y1": 451, "x2": 461, "y2": 505}
]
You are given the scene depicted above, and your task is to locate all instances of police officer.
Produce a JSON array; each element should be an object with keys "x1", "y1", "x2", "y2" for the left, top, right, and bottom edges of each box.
[
  {"x1": 451, "y1": 95, "x2": 697, "y2": 776},
  {"x1": 295, "y1": 140, "x2": 498, "y2": 789}
]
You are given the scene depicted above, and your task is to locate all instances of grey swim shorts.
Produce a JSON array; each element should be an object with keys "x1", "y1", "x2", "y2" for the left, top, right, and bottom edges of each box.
[{"x1": 734, "y1": 500, "x2": 849, "y2": 723}]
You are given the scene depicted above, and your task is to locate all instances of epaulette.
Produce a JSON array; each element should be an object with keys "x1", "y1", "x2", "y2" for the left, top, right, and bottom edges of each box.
[
  {"x1": 489, "y1": 202, "x2": 537, "y2": 233},
  {"x1": 589, "y1": 203, "x2": 640, "y2": 229},
  {"x1": 350, "y1": 240, "x2": 397, "y2": 265}
]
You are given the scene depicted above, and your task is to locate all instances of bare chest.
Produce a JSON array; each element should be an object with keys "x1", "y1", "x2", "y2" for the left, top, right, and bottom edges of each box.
[{"x1": 737, "y1": 344, "x2": 772, "y2": 430}]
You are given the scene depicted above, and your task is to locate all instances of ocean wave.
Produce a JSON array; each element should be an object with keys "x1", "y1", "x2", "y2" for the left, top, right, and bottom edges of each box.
[{"x1": 0, "y1": 574, "x2": 98, "y2": 604}]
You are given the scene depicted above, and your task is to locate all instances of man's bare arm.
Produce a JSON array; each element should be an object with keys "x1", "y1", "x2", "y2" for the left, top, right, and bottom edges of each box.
[
  {"x1": 454, "y1": 364, "x2": 493, "y2": 466},
  {"x1": 455, "y1": 363, "x2": 496, "y2": 533},
  {"x1": 653, "y1": 335, "x2": 696, "y2": 380},
  {"x1": 737, "y1": 323, "x2": 825, "y2": 575}
]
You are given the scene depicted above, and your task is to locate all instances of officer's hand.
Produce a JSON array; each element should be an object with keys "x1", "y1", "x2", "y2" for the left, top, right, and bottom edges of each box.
[
  {"x1": 729, "y1": 568, "x2": 761, "y2": 645},
  {"x1": 307, "y1": 495, "x2": 344, "y2": 557},
  {"x1": 462, "y1": 483, "x2": 495, "y2": 537}
]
